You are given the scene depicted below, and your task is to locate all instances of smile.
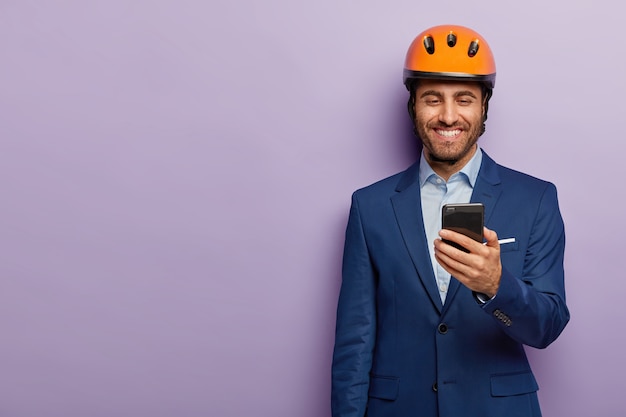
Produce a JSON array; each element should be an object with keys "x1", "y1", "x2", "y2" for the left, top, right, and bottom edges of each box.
[{"x1": 435, "y1": 129, "x2": 461, "y2": 138}]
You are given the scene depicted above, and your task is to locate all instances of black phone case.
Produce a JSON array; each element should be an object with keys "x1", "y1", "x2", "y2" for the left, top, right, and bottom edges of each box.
[{"x1": 441, "y1": 203, "x2": 484, "y2": 252}]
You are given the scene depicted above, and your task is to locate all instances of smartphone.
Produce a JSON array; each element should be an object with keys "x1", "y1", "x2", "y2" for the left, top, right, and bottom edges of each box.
[{"x1": 441, "y1": 203, "x2": 484, "y2": 252}]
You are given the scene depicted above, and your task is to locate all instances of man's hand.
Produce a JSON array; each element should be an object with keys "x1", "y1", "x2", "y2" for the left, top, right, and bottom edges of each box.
[{"x1": 434, "y1": 227, "x2": 502, "y2": 298}]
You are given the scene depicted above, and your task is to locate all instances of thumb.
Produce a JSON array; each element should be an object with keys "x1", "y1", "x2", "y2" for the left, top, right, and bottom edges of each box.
[{"x1": 484, "y1": 226, "x2": 499, "y2": 248}]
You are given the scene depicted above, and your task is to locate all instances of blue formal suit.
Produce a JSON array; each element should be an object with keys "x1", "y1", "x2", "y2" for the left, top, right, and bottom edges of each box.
[{"x1": 331, "y1": 151, "x2": 570, "y2": 417}]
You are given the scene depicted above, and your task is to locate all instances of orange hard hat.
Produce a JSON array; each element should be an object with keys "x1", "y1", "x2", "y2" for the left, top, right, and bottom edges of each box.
[{"x1": 403, "y1": 25, "x2": 496, "y2": 89}]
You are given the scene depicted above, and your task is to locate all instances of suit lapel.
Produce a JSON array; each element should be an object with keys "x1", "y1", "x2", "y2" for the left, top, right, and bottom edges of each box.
[
  {"x1": 391, "y1": 162, "x2": 444, "y2": 313},
  {"x1": 470, "y1": 152, "x2": 503, "y2": 226},
  {"x1": 441, "y1": 151, "x2": 503, "y2": 311}
]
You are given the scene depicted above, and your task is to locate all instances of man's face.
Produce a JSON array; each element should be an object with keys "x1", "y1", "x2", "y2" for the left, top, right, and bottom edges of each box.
[{"x1": 413, "y1": 80, "x2": 485, "y2": 166}]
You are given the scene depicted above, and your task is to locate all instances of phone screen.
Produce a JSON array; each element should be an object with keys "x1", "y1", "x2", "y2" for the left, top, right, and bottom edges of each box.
[{"x1": 441, "y1": 203, "x2": 484, "y2": 252}]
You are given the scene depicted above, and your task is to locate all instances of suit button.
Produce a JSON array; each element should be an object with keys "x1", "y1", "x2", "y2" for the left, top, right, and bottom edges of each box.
[
  {"x1": 432, "y1": 382, "x2": 438, "y2": 392},
  {"x1": 438, "y1": 323, "x2": 448, "y2": 334}
]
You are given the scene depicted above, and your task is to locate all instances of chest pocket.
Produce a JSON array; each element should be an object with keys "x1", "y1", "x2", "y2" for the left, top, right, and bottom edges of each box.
[{"x1": 498, "y1": 240, "x2": 519, "y2": 253}]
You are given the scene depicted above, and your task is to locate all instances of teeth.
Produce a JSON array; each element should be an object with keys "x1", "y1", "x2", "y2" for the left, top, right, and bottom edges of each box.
[{"x1": 436, "y1": 129, "x2": 461, "y2": 138}]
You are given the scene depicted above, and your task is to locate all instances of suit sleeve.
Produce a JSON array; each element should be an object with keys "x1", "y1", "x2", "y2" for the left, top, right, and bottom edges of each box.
[
  {"x1": 482, "y1": 182, "x2": 570, "y2": 348},
  {"x1": 331, "y1": 193, "x2": 376, "y2": 417}
]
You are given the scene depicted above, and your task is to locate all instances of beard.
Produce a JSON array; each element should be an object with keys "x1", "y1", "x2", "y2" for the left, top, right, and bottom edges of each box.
[{"x1": 415, "y1": 120, "x2": 482, "y2": 165}]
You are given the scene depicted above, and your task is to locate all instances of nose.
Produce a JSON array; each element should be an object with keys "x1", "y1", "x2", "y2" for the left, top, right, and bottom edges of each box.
[{"x1": 438, "y1": 102, "x2": 459, "y2": 126}]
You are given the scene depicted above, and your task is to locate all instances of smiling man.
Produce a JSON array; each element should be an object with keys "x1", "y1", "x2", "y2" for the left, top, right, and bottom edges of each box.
[
  {"x1": 414, "y1": 81, "x2": 484, "y2": 177},
  {"x1": 331, "y1": 25, "x2": 570, "y2": 417}
]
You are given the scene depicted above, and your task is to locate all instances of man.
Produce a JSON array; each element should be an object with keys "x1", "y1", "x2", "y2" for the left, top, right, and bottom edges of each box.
[{"x1": 331, "y1": 25, "x2": 570, "y2": 417}]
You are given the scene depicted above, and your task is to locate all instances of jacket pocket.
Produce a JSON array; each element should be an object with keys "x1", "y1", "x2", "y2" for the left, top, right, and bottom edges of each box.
[
  {"x1": 490, "y1": 371, "x2": 538, "y2": 397},
  {"x1": 368, "y1": 375, "x2": 399, "y2": 400},
  {"x1": 499, "y1": 240, "x2": 519, "y2": 253}
]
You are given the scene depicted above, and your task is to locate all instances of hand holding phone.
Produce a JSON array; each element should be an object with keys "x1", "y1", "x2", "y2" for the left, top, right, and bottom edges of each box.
[{"x1": 441, "y1": 203, "x2": 484, "y2": 253}]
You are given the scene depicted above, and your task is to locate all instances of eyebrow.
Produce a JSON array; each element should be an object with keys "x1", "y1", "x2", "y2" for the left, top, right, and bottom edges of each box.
[{"x1": 419, "y1": 90, "x2": 479, "y2": 99}]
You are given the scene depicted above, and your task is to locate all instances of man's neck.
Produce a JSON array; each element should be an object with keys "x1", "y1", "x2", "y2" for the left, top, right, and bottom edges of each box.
[{"x1": 424, "y1": 145, "x2": 477, "y2": 181}]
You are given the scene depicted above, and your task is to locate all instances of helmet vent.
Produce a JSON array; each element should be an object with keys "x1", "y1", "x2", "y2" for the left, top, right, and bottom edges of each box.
[
  {"x1": 423, "y1": 35, "x2": 435, "y2": 54},
  {"x1": 447, "y1": 33, "x2": 457, "y2": 47},
  {"x1": 468, "y1": 39, "x2": 479, "y2": 57}
]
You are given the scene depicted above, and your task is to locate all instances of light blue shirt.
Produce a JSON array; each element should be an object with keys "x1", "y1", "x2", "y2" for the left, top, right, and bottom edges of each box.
[{"x1": 419, "y1": 146, "x2": 483, "y2": 304}]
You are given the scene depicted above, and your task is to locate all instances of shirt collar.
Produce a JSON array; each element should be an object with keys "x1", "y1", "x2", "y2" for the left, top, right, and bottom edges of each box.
[{"x1": 418, "y1": 146, "x2": 483, "y2": 188}]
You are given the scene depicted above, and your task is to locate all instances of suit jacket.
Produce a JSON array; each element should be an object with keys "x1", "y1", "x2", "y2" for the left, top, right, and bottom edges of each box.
[{"x1": 331, "y1": 151, "x2": 570, "y2": 417}]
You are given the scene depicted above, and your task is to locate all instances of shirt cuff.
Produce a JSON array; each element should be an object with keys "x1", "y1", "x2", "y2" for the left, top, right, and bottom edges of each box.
[{"x1": 473, "y1": 291, "x2": 495, "y2": 305}]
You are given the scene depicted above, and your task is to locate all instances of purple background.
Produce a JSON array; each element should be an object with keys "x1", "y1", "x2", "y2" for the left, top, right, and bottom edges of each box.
[{"x1": 0, "y1": 1, "x2": 622, "y2": 416}]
